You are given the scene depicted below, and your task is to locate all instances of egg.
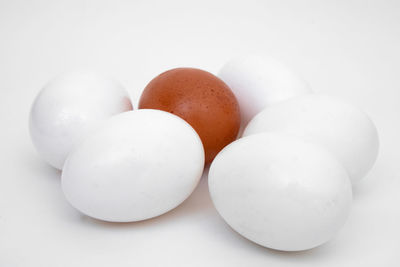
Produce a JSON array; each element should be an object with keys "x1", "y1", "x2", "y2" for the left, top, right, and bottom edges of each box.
[
  {"x1": 218, "y1": 55, "x2": 312, "y2": 130},
  {"x1": 29, "y1": 70, "x2": 133, "y2": 169},
  {"x1": 209, "y1": 133, "x2": 352, "y2": 251},
  {"x1": 62, "y1": 109, "x2": 205, "y2": 222},
  {"x1": 243, "y1": 94, "x2": 379, "y2": 183},
  {"x1": 138, "y1": 68, "x2": 240, "y2": 164}
]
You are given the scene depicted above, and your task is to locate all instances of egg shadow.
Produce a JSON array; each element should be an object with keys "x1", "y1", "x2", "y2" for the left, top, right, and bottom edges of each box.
[
  {"x1": 27, "y1": 149, "x2": 342, "y2": 263},
  {"x1": 23, "y1": 146, "x2": 214, "y2": 231},
  {"x1": 201, "y1": 196, "x2": 335, "y2": 264},
  {"x1": 73, "y1": 164, "x2": 337, "y2": 264},
  {"x1": 351, "y1": 156, "x2": 384, "y2": 202},
  {"x1": 23, "y1": 147, "x2": 62, "y2": 181}
]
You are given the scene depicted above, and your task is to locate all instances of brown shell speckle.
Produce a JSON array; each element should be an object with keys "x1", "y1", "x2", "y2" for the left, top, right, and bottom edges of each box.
[{"x1": 139, "y1": 68, "x2": 241, "y2": 164}]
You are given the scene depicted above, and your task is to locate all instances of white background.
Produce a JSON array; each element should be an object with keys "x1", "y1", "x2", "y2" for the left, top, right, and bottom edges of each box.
[{"x1": 0, "y1": 0, "x2": 399, "y2": 266}]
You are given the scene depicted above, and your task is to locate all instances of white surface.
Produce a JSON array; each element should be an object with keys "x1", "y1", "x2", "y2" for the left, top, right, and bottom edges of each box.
[
  {"x1": 219, "y1": 55, "x2": 311, "y2": 129},
  {"x1": 29, "y1": 70, "x2": 132, "y2": 169},
  {"x1": 243, "y1": 94, "x2": 379, "y2": 183},
  {"x1": 62, "y1": 110, "x2": 204, "y2": 222},
  {"x1": 209, "y1": 133, "x2": 352, "y2": 251},
  {"x1": 0, "y1": 0, "x2": 399, "y2": 266}
]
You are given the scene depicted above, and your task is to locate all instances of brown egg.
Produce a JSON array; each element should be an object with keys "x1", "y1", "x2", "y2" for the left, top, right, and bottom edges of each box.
[{"x1": 139, "y1": 68, "x2": 240, "y2": 164}]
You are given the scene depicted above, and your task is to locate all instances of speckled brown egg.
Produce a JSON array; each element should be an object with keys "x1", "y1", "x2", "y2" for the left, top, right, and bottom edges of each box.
[{"x1": 139, "y1": 68, "x2": 240, "y2": 164}]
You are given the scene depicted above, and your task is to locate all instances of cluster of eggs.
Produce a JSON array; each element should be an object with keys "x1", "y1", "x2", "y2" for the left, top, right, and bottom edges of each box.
[{"x1": 29, "y1": 56, "x2": 379, "y2": 251}]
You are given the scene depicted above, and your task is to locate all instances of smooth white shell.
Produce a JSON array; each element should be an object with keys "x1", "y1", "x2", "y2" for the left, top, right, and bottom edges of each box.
[
  {"x1": 209, "y1": 133, "x2": 352, "y2": 251},
  {"x1": 243, "y1": 94, "x2": 379, "y2": 183},
  {"x1": 62, "y1": 109, "x2": 205, "y2": 222},
  {"x1": 218, "y1": 55, "x2": 312, "y2": 129},
  {"x1": 29, "y1": 70, "x2": 133, "y2": 169}
]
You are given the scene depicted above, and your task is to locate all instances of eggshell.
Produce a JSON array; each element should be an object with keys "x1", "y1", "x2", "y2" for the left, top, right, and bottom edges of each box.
[
  {"x1": 62, "y1": 109, "x2": 205, "y2": 222},
  {"x1": 138, "y1": 68, "x2": 240, "y2": 164},
  {"x1": 29, "y1": 70, "x2": 133, "y2": 169},
  {"x1": 209, "y1": 133, "x2": 352, "y2": 251},
  {"x1": 218, "y1": 55, "x2": 312, "y2": 129},
  {"x1": 243, "y1": 94, "x2": 379, "y2": 183}
]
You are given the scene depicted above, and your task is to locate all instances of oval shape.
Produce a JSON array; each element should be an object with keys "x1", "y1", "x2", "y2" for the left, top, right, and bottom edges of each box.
[
  {"x1": 243, "y1": 94, "x2": 379, "y2": 183},
  {"x1": 29, "y1": 70, "x2": 133, "y2": 169},
  {"x1": 209, "y1": 133, "x2": 352, "y2": 251},
  {"x1": 62, "y1": 109, "x2": 205, "y2": 222},
  {"x1": 219, "y1": 55, "x2": 312, "y2": 129},
  {"x1": 138, "y1": 68, "x2": 241, "y2": 164}
]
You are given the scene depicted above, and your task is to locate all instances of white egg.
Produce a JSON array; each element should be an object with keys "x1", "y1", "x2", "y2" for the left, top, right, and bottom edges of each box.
[
  {"x1": 218, "y1": 55, "x2": 312, "y2": 129},
  {"x1": 209, "y1": 133, "x2": 352, "y2": 251},
  {"x1": 29, "y1": 70, "x2": 133, "y2": 169},
  {"x1": 62, "y1": 109, "x2": 205, "y2": 222},
  {"x1": 243, "y1": 94, "x2": 379, "y2": 183}
]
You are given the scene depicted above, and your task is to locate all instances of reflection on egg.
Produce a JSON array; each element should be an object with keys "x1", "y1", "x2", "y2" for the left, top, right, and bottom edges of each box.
[
  {"x1": 243, "y1": 94, "x2": 379, "y2": 183},
  {"x1": 29, "y1": 70, "x2": 133, "y2": 169},
  {"x1": 219, "y1": 55, "x2": 312, "y2": 130},
  {"x1": 139, "y1": 68, "x2": 240, "y2": 164},
  {"x1": 209, "y1": 133, "x2": 352, "y2": 251},
  {"x1": 62, "y1": 109, "x2": 205, "y2": 222}
]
